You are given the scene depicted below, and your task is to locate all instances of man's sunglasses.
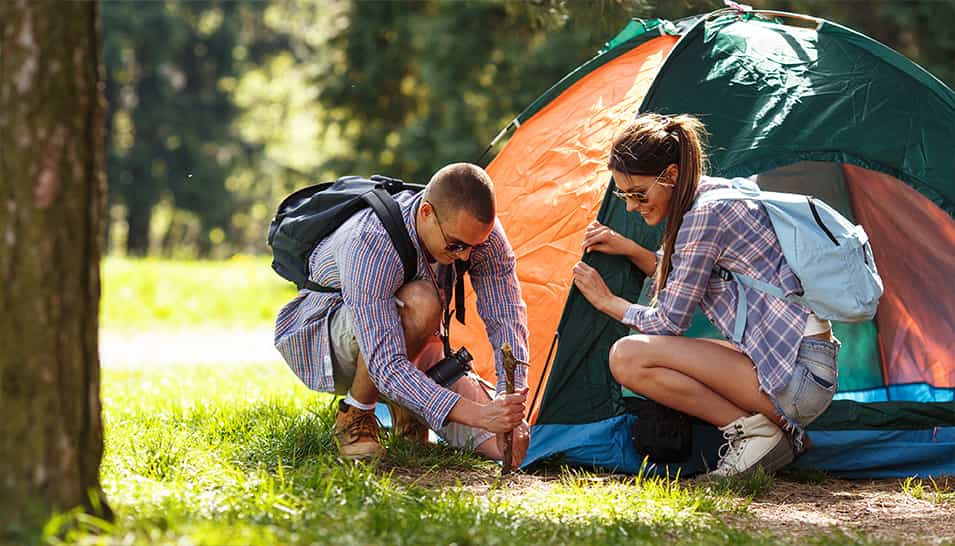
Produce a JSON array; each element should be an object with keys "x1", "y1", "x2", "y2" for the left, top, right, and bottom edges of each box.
[{"x1": 427, "y1": 201, "x2": 473, "y2": 254}]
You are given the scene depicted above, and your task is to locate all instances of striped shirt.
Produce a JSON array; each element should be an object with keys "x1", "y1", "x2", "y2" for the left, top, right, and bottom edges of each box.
[
  {"x1": 623, "y1": 177, "x2": 810, "y2": 396},
  {"x1": 274, "y1": 190, "x2": 529, "y2": 430}
]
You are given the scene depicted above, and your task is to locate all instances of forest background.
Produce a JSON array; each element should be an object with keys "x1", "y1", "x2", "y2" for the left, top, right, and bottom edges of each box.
[{"x1": 103, "y1": 0, "x2": 955, "y2": 260}]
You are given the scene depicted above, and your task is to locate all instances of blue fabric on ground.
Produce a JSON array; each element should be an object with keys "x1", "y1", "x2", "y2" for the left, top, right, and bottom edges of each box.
[
  {"x1": 523, "y1": 415, "x2": 722, "y2": 476},
  {"x1": 525, "y1": 417, "x2": 955, "y2": 478},
  {"x1": 796, "y1": 427, "x2": 955, "y2": 478}
]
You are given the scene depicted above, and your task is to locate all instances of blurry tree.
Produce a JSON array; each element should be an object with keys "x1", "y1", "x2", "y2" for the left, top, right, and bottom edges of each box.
[
  {"x1": 103, "y1": 0, "x2": 280, "y2": 256},
  {"x1": 314, "y1": 0, "x2": 954, "y2": 185},
  {"x1": 313, "y1": 0, "x2": 652, "y2": 183},
  {"x1": 0, "y1": 0, "x2": 111, "y2": 530},
  {"x1": 100, "y1": 0, "x2": 953, "y2": 257}
]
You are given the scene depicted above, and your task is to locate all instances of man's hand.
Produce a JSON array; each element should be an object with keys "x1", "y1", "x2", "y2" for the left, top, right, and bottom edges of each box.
[
  {"x1": 496, "y1": 420, "x2": 530, "y2": 467},
  {"x1": 480, "y1": 387, "x2": 527, "y2": 433}
]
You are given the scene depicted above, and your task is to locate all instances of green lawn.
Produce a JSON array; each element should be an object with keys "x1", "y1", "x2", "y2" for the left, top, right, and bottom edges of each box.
[
  {"x1": 31, "y1": 258, "x2": 887, "y2": 544},
  {"x1": 29, "y1": 359, "x2": 879, "y2": 545},
  {"x1": 100, "y1": 256, "x2": 296, "y2": 331},
  {"x1": 45, "y1": 361, "x2": 762, "y2": 546}
]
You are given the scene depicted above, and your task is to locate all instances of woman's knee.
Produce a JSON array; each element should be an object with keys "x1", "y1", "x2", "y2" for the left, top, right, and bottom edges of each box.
[
  {"x1": 395, "y1": 280, "x2": 442, "y2": 342},
  {"x1": 608, "y1": 335, "x2": 653, "y2": 384}
]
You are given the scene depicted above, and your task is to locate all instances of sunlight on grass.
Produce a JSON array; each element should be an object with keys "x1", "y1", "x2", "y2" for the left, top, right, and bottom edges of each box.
[
  {"x1": 100, "y1": 256, "x2": 296, "y2": 331},
  {"x1": 46, "y1": 360, "x2": 787, "y2": 545},
  {"x1": 900, "y1": 476, "x2": 955, "y2": 505}
]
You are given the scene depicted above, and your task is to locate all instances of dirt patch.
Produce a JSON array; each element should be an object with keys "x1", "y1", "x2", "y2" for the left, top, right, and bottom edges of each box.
[
  {"x1": 737, "y1": 478, "x2": 955, "y2": 545},
  {"x1": 387, "y1": 467, "x2": 955, "y2": 544}
]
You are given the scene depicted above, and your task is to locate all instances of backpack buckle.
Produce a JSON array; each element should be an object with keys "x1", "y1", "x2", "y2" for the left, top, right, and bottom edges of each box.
[{"x1": 370, "y1": 174, "x2": 404, "y2": 191}]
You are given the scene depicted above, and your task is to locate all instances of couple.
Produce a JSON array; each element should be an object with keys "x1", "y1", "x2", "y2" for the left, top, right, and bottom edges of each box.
[{"x1": 274, "y1": 112, "x2": 841, "y2": 477}]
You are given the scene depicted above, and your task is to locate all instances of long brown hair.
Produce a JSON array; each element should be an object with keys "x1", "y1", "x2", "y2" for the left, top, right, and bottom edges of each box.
[{"x1": 608, "y1": 113, "x2": 708, "y2": 299}]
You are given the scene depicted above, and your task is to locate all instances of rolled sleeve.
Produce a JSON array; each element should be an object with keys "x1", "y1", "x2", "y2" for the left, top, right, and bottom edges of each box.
[
  {"x1": 339, "y1": 229, "x2": 460, "y2": 430},
  {"x1": 622, "y1": 206, "x2": 723, "y2": 336},
  {"x1": 469, "y1": 220, "x2": 530, "y2": 394}
]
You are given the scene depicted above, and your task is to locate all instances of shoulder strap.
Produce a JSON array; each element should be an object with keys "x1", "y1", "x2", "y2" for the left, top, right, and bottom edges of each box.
[
  {"x1": 452, "y1": 259, "x2": 470, "y2": 325},
  {"x1": 363, "y1": 187, "x2": 418, "y2": 286}
]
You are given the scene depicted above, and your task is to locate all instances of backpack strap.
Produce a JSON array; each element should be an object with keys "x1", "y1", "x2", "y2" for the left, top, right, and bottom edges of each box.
[
  {"x1": 303, "y1": 186, "x2": 417, "y2": 293},
  {"x1": 452, "y1": 259, "x2": 470, "y2": 325},
  {"x1": 716, "y1": 265, "x2": 803, "y2": 343},
  {"x1": 362, "y1": 187, "x2": 418, "y2": 286}
]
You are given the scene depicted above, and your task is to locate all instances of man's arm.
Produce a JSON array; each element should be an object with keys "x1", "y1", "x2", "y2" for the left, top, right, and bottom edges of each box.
[
  {"x1": 339, "y1": 225, "x2": 526, "y2": 433},
  {"x1": 467, "y1": 220, "x2": 530, "y2": 394},
  {"x1": 339, "y1": 228, "x2": 461, "y2": 431}
]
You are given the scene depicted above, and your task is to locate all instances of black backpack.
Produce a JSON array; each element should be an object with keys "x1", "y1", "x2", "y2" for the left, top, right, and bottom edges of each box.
[
  {"x1": 267, "y1": 174, "x2": 469, "y2": 324},
  {"x1": 267, "y1": 175, "x2": 422, "y2": 292}
]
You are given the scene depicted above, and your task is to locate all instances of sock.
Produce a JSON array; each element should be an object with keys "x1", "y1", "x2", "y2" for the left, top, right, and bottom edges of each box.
[{"x1": 343, "y1": 392, "x2": 376, "y2": 411}]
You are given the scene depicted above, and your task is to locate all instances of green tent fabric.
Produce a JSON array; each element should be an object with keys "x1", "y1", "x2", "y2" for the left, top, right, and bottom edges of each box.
[{"x1": 508, "y1": 9, "x2": 955, "y2": 477}]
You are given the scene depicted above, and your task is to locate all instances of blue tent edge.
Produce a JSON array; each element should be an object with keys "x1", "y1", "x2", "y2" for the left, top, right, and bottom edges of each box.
[{"x1": 524, "y1": 416, "x2": 955, "y2": 479}]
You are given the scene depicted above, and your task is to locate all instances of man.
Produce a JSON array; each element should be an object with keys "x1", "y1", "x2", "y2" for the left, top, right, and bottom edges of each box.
[{"x1": 275, "y1": 163, "x2": 530, "y2": 465}]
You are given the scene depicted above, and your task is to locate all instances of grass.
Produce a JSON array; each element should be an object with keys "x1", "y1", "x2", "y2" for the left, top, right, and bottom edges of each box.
[
  {"x1": 100, "y1": 256, "x2": 296, "y2": 331},
  {"x1": 900, "y1": 476, "x2": 955, "y2": 505},
  {"x1": 18, "y1": 257, "x2": 917, "y2": 544},
  {"x1": 32, "y1": 360, "x2": 793, "y2": 546}
]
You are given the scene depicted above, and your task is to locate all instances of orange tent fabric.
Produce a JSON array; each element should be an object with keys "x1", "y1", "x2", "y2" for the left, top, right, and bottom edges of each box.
[
  {"x1": 452, "y1": 35, "x2": 679, "y2": 423},
  {"x1": 844, "y1": 164, "x2": 955, "y2": 389}
]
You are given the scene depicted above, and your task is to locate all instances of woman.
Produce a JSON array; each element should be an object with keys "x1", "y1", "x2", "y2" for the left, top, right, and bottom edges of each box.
[{"x1": 573, "y1": 113, "x2": 840, "y2": 476}]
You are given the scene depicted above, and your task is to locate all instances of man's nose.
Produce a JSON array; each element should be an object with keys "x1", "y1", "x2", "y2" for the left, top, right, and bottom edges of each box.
[{"x1": 457, "y1": 247, "x2": 474, "y2": 261}]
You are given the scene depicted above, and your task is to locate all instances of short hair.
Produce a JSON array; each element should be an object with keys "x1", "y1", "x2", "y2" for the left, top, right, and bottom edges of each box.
[{"x1": 425, "y1": 163, "x2": 495, "y2": 224}]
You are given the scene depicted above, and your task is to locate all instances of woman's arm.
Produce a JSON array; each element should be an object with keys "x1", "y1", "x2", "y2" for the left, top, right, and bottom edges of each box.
[{"x1": 582, "y1": 221, "x2": 657, "y2": 276}]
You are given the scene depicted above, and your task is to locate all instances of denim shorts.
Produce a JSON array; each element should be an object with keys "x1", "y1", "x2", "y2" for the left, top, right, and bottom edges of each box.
[{"x1": 773, "y1": 337, "x2": 841, "y2": 429}]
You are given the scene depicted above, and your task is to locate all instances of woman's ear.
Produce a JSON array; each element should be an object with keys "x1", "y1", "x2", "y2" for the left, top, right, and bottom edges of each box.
[{"x1": 667, "y1": 163, "x2": 680, "y2": 183}]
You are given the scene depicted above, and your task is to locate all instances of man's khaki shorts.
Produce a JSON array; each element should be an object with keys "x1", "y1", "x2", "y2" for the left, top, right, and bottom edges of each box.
[{"x1": 327, "y1": 303, "x2": 496, "y2": 451}]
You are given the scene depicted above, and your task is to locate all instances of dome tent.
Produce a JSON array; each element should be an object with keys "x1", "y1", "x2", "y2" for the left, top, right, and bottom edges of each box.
[{"x1": 454, "y1": 7, "x2": 955, "y2": 478}]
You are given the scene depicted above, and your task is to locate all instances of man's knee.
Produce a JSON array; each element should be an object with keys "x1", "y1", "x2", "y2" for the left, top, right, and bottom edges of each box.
[
  {"x1": 395, "y1": 280, "x2": 442, "y2": 340},
  {"x1": 609, "y1": 335, "x2": 653, "y2": 384}
]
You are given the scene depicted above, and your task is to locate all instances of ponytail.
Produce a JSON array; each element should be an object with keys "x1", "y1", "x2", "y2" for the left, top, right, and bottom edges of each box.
[{"x1": 608, "y1": 113, "x2": 708, "y2": 300}]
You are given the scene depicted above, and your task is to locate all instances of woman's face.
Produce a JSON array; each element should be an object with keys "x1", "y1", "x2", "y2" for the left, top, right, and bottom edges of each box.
[{"x1": 610, "y1": 165, "x2": 677, "y2": 226}]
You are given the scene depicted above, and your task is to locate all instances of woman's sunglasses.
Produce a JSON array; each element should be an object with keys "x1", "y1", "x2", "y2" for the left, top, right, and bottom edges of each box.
[{"x1": 612, "y1": 172, "x2": 673, "y2": 204}]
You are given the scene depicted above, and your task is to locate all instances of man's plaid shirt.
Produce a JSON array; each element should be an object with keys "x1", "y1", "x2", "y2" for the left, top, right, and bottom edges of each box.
[{"x1": 274, "y1": 191, "x2": 529, "y2": 430}]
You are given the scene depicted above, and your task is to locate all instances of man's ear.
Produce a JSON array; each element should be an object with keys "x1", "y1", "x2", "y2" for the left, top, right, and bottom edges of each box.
[{"x1": 419, "y1": 199, "x2": 433, "y2": 218}]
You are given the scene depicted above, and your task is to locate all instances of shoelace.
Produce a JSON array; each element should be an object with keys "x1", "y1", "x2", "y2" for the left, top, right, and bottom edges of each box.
[
  {"x1": 717, "y1": 423, "x2": 745, "y2": 468},
  {"x1": 345, "y1": 409, "x2": 380, "y2": 440}
]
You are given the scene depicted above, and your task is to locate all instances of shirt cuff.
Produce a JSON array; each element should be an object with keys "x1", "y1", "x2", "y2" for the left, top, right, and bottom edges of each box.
[
  {"x1": 623, "y1": 303, "x2": 647, "y2": 330},
  {"x1": 425, "y1": 387, "x2": 462, "y2": 431}
]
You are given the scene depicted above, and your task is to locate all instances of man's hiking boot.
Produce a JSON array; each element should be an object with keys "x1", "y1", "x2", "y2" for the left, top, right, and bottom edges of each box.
[
  {"x1": 385, "y1": 399, "x2": 428, "y2": 443},
  {"x1": 708, "y1": 413, "x2": 794, "y2": 477},
  {"x1": 334, "y1": 399, "x2": 386, "y2": 460}
]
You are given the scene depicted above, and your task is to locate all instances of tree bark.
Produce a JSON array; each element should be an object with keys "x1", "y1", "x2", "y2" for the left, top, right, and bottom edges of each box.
[{"x1": 0, "y1": 0, "x2": 111, "y2": 528}]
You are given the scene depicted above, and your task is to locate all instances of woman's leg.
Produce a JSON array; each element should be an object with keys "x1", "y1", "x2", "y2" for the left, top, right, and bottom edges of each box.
[{"x1": 609, "y1": 334, "x2": 782, "y2": 428}]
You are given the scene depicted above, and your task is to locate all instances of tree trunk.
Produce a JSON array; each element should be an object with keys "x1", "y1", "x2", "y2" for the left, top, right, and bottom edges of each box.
[{"x1": 0, "y1": 0, "x2": 111, "y2": 529}]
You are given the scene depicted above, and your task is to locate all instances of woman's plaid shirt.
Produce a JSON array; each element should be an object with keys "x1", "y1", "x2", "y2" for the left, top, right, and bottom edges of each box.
[
  {"x1": 274, "y1": 191, "x2": 529, "y2": 430},
  {"x1": 623, "y1": 177, "x2": 810, "y2": 396}
]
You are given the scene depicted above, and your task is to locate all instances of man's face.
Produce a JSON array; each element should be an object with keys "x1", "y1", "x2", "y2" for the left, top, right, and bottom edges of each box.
[{"x1": 420, "y1": 201, "x2": 494, "y2": 264}]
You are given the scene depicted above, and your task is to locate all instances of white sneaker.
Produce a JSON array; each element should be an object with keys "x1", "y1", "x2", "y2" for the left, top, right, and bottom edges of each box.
[{"x1": 709, "y1": 413, "x2": 794, "y2": 477}]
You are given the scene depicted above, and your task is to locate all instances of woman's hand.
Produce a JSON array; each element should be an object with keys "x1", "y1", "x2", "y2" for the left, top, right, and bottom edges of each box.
[
  {"x1": 572, "y1": 262, "x2": 629, "y2": 321},
  {"x1": 582, "y1": 220, "x2": 658, "y2": 276},
  {"x1": 582, "y1": 221, "x2": 633, "y2": 257}
]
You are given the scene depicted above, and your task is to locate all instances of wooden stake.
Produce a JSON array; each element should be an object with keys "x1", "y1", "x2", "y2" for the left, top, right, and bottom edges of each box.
[{"x1": 501, "y1": 342, "x2": 518, "y2": 475}]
